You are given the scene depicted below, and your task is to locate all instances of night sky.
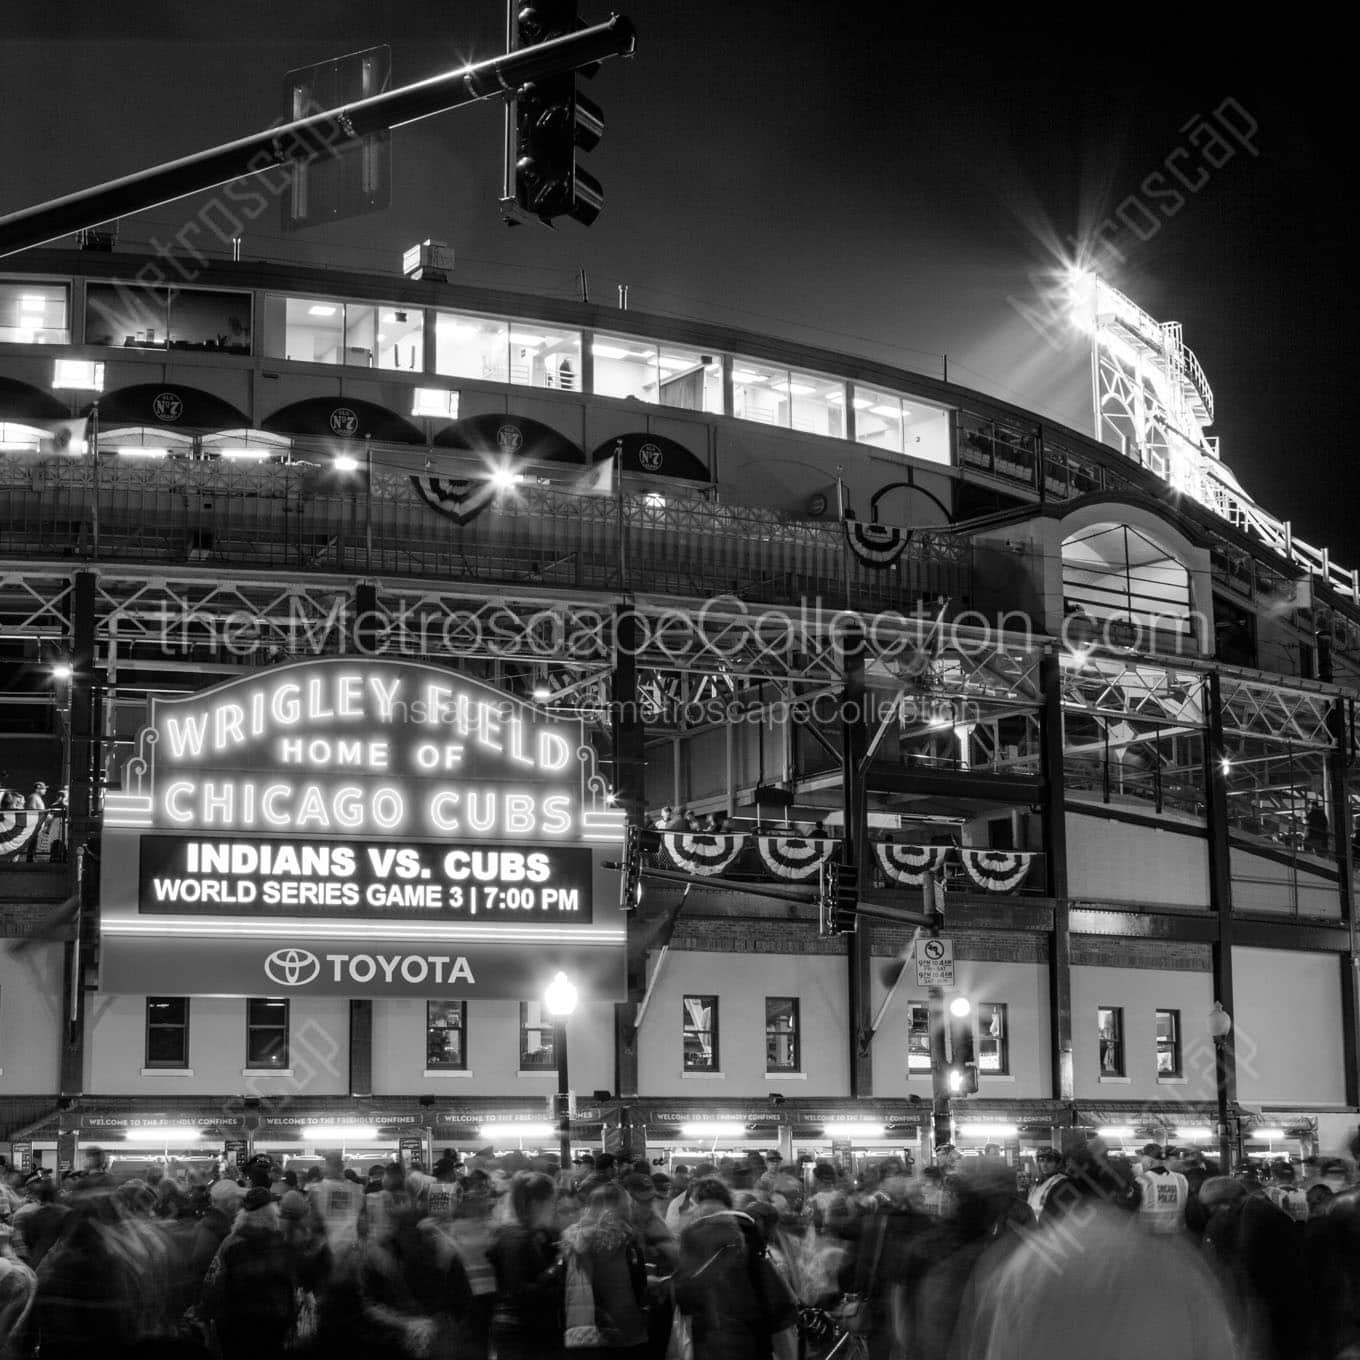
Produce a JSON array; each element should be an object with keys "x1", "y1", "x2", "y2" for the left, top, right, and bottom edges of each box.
[{"x1": 4, "y1": 5, "x2": 1353, "y2": 567}]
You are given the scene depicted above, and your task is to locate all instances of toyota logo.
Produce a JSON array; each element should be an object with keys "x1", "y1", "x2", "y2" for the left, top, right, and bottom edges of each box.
[{"x1": 264, "y1": 948, "x2": 321, "y2": 987}]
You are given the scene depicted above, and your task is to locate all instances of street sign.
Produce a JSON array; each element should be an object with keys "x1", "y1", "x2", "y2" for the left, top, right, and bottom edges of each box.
[{"x1": 916, "y1": 936, "x2": 955, "y2": 987}]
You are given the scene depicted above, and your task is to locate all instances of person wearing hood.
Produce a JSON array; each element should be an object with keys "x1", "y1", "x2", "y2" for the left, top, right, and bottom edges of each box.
[
  {"x1": 561, "y1": 1182, "x2": 650, "y2": 1360},
  {"x1": 200, "y1": 1185, "x2": 300, "y2": 1360}
]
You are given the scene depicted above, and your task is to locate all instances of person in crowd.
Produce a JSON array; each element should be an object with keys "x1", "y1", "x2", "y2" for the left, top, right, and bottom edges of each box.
[
  {"x1": 958, "y1": 1198, "x2": 1239, "y2": 1359},
  {"x1": 10, "y1": 1177, "x2": 66, "y2": 1270},
  {"x1": 200, "y1": 1184, "x2": 299, "y2": 1360},
  {"x1": 0, "y1": 1220, "x2": 37, "y2": 1360},
  {"x1": 33, "y1": 1191, "x2": 141, "y2": 1360},
  {"x1": 560, "y1": 1181, "x2": 649, "y2": 1359},
  {"x1": 1134, "y1": 1144, "x2": 1189, "y2": 1235},
  {"x1": 1026, "y1": 1147, "x2": 1074, "y2": 1224},
  {"x1": 619, "y1": 1171, "x2": 677, "y2": 1273},
  {"x1": 1306, "y1": 798, "x2": 1330, "y2": 853},
  {"x1": 307, "y1": 1151, "x2": 366, "y2": 1270},
  {"x1": 673, "y1": 1177, "x2": 799, "y2": 1360},
  {"x1": 487, "y1": 1171, "x2": 565, "y2": 1360}
]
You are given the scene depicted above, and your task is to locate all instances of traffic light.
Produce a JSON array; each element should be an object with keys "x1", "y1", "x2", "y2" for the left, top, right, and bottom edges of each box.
[
  {"x1": 921, "y1": 872, "x2": 946, "y2": 929},
  {"x1": 511, "y1": 2, "x2": 605, "y2": 226},
  {"x1": 946, "y1": 996, "x2": 978, "y2": 1095},
  {"x1": 819, "y1": 859, "x2": 859, "y2": 935},
  {"x1": 619, "y1": 824, "x2": 641, "y2": 912}
]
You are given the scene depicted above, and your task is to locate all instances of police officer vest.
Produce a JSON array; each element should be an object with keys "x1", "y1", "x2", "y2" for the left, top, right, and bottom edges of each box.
[{"x1": 1135, "y1": 1168, "x2": 1188, "y2": 1233}]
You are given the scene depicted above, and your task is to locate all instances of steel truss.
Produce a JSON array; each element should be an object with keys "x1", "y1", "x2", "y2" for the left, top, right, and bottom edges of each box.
[{"x1": 0, "y1": 562, "x2": 1352, "y2": 751}]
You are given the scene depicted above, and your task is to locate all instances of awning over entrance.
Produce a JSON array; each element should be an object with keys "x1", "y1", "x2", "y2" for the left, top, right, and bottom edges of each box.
[
  {"x1": 263, "y1": 397, "x2": 424, "y2": 444},
  {"x1": 435, "y1": 412, "x2": 581, "y2": 463},
  {"x1": 590, "y1": 432, "x2": 711, "y2": 482},
  {"x1": 86, "y1": 383, "x2": 249, "y2": 430}
]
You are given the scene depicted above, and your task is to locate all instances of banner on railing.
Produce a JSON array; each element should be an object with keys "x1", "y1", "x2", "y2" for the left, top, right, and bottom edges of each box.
[
  {"x1": 661, "y1": 832, "x2": 745, "y2": 877},
  {"x1": 843, "y1": 515, "x2": 911, "y2": 569},
  {"x1": 410, "y1": 474, "x2": 498, "y2": 527},
  {"x1": 874, "y1": 843, "x2": 1035, "y2": 893},
  {"x1": 755, "y1": 835, "x2": 837, "y2": 881},
  {"x1": 873, "y1": 843, "x2": 950, "y2": 886},
  {"x1": 0, "y1": 807, "x2": 40, "y2": 859},
  {"x1": 957, "y1": 848, "x2": 1035, "y2": 892}
]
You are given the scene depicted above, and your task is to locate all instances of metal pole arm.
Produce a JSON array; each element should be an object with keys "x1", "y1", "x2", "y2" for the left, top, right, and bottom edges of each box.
[{"x1": 0, "y1": 14, "x2": 636, "y2": 259}]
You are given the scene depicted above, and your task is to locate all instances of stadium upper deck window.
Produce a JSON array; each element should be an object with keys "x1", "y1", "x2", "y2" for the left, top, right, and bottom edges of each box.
[
  {"x1": 435, "y1": 310, "x2": 581, "y2": 391},
  {"x1": 592, "y1": 333, "x2": 722, "y2": 413},
  {"x1": 854, "y1": 387, "x2": 952, "y2": 465},
  {"x1": 732, "y1": 356, "x2": 844, "y2": 438},
  {"x1": 263, "y1": 296, "x2": 418, "y2": 370},
  {"x1": 86, "y1": 284, "x2": 250, "y2": 354},
  {"x1": 0, "y1": 281, "x2": 70, "y2": 344}
]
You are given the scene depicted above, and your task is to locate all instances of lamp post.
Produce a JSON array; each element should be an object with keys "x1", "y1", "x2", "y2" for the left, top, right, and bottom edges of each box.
[
  {"x1": 1207, "y1": 1001, "x2": 1236, "y2": 1173},
  {"x1": 544, "y1": 971, "x2": 578, "y2": 1171}
]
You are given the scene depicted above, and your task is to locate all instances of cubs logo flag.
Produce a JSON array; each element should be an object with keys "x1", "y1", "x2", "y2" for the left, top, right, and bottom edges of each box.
[
  {"x1": 662, "y1": 832, "x2": 744, "y2": 877},
  {"x1": 844, "y1": 514, "x2": 911, "y2": 569},
  {"x1": 756, "y1": 835, "x2": 837, "y2": 881},
  {"x1": 410, "y1": 474, "x2": 499, "y2": 527},
  {"x1": 873, "y1": 842, "x2": 950, "y2": 886},
  {"x1": 958, "y1": 848, "x2": 1034, "y2": 892}
]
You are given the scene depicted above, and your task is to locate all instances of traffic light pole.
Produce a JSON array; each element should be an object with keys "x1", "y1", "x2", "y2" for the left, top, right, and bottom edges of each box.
[
  {"x1": 0, "y1": 15, "x2": 635, "y2": 259},
  {"x1": 926, "y1": 880, "x2": 952, "y2": 1155}
]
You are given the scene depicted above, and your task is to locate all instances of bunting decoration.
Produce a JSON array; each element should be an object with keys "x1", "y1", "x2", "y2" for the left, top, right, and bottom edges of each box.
[
  {"x1": 756, "y1": 835, "x2": 838, "y2": 881},
  {"x1": 0, "y1": 808, "x2": 39, "y2": 858},
  {"x1": 844, "y1": 515, "x2": 911, "y2": 569},
  {"x1": 411, "y1": 474, "x2": 499, "y2": 527},
  {"x1": 958, "y1": 848, "x2": 1035, "y2": 892},
  {"x1": 874, "y1": 842, "x2": 950, "y2": 886},
  {"x1": 662, "y1": 832, "x2": 744, "y2": 877}
]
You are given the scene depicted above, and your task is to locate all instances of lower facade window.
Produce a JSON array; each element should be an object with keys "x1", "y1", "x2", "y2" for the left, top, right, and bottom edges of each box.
[
  {"x1": 765, "y1": 997, "x2": 800, "y2": 1073},
  {"x1": 977, "y1": 1003, "x2": 1009, "y2": 1075},
  {"x1": 907, "y1": 1002, "x2": 932, "y2": 1073},
  {"x1": 427, "y1": 1001, "x2": 467, "y2": 1070},
  {"x1": 1156, "y1": 1008, "x2": 1182, "y2": 1076},
  {"x1": 1098, "y1": 1006, "x2": 1124, "y2": 1077},
  {"x1": 146, "y1": 997, "x2": 189, "y2": 1067},
  {"x1": 519, "y1": 1002, "x2": 556, "y2": 1071},
  {"x1": 683, "y1": 995, "x2": 719, "y2": 1072},
  {"x1": 246, "y1": 998, "x2": 289, "y2": 1068}
]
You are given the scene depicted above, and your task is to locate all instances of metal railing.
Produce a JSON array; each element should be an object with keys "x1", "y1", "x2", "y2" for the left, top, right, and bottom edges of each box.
[{"x1": 0, "y1": 456, "x2": 971, "y2": 613}]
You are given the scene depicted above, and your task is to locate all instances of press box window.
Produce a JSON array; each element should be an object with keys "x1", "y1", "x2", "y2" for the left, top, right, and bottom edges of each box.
[
  {"x1": 765, "y1": 997, "x2": 800, "y2": 1073},
  {"x1": 0, "y1": 281, "x2": 70, "y2": 344},
  {"x1": 1098, "y1": 1006, "x2": 1124, "y2": 1077},
  {"x1": 591, "y1": 333, "x2": 722, "y2": 413},
  {"x1": 245, "y1": 998, "x2": 290, "y2": 1069},
  {"x1": 907, "y1": 1002, "x2": 932, "y2": 1073},
  {"x1": 977, "y1": 1003, "x2": 1009, "y2": 1075},
  {"x1": 427, "y1": 1001, "x2": 467, "y2": 1071},
  {"x1": 262, "y1": 296, "x2": 421, "y2": 370},
  {"x1": 1156, "y1": 1008, "x2": 1182, "y2": 1077},
  {"x1": 683, "y1": 995, "x2": 719, "y2": 1072},
  {"x1": 519, "y1": 1001, "x2": 555, "y2": 1071},
  {"x1": 146, "y1": 997, "x2": 189, "y2": 1068}
]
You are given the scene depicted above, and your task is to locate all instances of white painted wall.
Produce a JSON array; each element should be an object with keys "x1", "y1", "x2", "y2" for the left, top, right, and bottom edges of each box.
[
  {"x1": 86, "y1": 994, "x2": 350, "y2": 1097},
  {"x1": 370, "y1": 998, "x2": 615, "y2": 1098},
  {"x1": 0, "y1": 944, "x2": 64, "y2": 1092},
  {"x1": 1067, "y1": 812, "x2": 1211, "y2": 908},
  {"x1": 1071, "y1": 964, "x2": 1215, "y2": 1104},
  {"x1": 1233, "y1": 947, "x2": 1346, "y2": 1106},
  {"x1": 634, "y1": 951, "x2": 850, "y2": 1098},
  {"x1": 870, "y1": 958, "x2": 1051, "y2": 1099}
]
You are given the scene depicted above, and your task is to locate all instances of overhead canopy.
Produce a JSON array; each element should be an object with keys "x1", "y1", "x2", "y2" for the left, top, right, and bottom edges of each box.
[
  {"x1": 434, "y1": 412, "x2": 581, "y2": 463},
  {"x1": 591, "y1": 431, "x2": 711, "y2": 482},
  {"x1": 263, "y1": 397, "x2": 424, "y2": 444},
  {"x1": 0, "y1": 377, "x2": 68, "y2": 422},
  {"x1": 89, "y1": 383, "x2": 249, "y2": 430}
]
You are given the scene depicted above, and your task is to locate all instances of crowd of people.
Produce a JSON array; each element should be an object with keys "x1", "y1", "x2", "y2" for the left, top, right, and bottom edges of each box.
[{"x1": 0, "y1": 1135, "x2": 1358, "y2": 1359}]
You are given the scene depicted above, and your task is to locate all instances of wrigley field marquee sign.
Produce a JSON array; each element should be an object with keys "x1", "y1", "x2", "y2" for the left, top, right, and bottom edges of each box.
[{"x1": 99, "y1": 658, "x2": 627, "y2": 999}]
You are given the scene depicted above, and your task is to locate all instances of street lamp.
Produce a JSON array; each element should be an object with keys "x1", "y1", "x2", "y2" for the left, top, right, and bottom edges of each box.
[
  {"x1": 1207, "y1": 1001, "x2": 1237, "y2": 1173},
  {"x1": 544, "y1": 970, "x2": 578, "y2": 1171}
]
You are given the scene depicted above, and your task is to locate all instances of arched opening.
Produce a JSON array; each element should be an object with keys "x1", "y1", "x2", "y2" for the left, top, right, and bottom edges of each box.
[{"x1": 1062, "y1": 521, "x2": 1193, "y2": 643}]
